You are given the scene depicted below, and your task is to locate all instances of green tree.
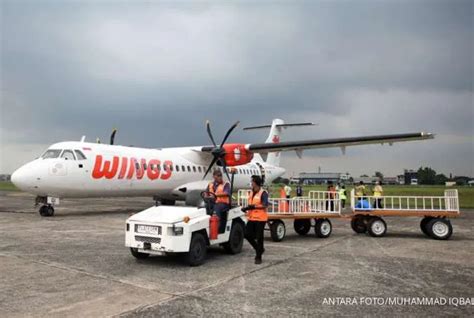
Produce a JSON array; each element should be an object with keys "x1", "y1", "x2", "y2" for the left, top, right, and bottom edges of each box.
[
  {"x1": 435, "y1": 174, "x2": 448, "y2": 185},
  {"x1": 417, "y1": 167, "x2": 437, "y2": 185},
  {"x1": 375, "y1": 171, "x2": 384, "y2": 180}
]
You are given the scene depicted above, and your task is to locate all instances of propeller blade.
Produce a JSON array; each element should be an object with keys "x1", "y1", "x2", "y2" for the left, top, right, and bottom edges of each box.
[
  {"x1": 219, "y1": 159, "x2": 231, "y2": 182},
  {"x1": 202, "y1": 156, "x2": 219, "y2": 179},
  {"x1": 110, "y1": 128, "x2": 117, "y2": 145},
  {"x1": 206, "y1": 120, "x2": 217, "y2": 147},
  {"x1": 219, "y1": 121, "x2": 240, "y2": 147}
]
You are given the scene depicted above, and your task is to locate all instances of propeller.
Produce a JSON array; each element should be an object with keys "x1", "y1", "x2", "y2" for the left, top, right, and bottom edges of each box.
[
  {"x1": 110, "y1": 128, "x2": 117, "y2": 145},
  {"x1": 203, "y1": 120, "x2": 240, "y2": 181}
]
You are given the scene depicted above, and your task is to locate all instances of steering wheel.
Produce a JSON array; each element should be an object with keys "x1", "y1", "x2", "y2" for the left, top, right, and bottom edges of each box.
[{"x1": 200, "y1": 191, "x2": 217, "y2": 202}]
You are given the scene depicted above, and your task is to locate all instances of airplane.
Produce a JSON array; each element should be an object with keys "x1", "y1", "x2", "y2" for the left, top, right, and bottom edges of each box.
[{"x1": 10, "y1": 118, "x2": 434, "y2": 216}]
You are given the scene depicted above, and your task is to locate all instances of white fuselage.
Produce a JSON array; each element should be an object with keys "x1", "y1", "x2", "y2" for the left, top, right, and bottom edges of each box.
[{"x1": 11, "y1": 141, "x2": 285, "y2": 201}]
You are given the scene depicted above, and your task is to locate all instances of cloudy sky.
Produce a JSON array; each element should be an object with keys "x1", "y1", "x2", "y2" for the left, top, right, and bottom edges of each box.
[{"x1": 1, "y1": 0, "x2": 473, "y2": 177}]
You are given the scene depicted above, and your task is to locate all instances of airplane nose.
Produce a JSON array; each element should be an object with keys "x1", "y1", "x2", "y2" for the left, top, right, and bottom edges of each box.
[{"x1": 11, "y1": 166, "x2": 32, "y2": 191}]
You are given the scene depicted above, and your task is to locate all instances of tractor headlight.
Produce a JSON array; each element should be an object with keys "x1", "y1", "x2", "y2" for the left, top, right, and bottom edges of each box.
[{"x1": 172, "y1": 226, "x2": 184, "y2": 236}]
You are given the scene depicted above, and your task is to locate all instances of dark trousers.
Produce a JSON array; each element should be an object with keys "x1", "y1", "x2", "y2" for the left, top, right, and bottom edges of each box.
[
  {"x1": 245, "y1": 221, "x2": 266, "y2": 258},
  {"x1": 326, "y1": 200, "x2": 334, "y2": 211},
  {"x1": 373, "y1": 198, "x2": 383, "y2": 209},
  {"x1": 341, "y1": 199, "x2": 346, "y2": 208},
  {"x1": 214, "y1": 203, "x2": 230, "y2": 233}
]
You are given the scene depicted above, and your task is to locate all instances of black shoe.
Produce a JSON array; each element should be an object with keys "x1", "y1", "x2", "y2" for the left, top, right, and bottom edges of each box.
[{"x1": 254, "y1": 257, "x2": 262, "y2": 265}]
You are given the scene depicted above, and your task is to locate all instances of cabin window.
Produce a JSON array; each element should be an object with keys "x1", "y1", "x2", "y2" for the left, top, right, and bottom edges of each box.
[
  {"x1": 41, "y1": 149, "x2": 62, "y2": 159},
  {"x1": 169, "y1": 165, "x2": 173, "y2": 171},
  {"x1": 135, "y1": 162, "x2": 140, "y2": 170},
  {"x1": 176, "y1": 165, "x2": 180, "y2": 172},
  {"x1": 198, "y1": 166, "x2": 202, "y2": 173},
  {"x1": 143, "y1": 163, "x2": 147, "y2": 170},
  {"x1": 74, "y1": 150, "x2": 87, "y2": 160},
  {"x1": 192, "y1": 166, "x2": 196, "y2": 173},
  {"x1": 157, "y1": 164, "x2": 161, "y2": 171},
  {"x1": 187, "y1": 166, "x2": 191, "y2": 172},
  {"x1": 61, "y1": 150, "x2": 76, "y2": 160}
]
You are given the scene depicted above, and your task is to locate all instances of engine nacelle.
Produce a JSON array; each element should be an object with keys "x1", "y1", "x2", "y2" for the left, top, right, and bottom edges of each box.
[{"x1": 222, "y1": 144, "x2": 254, "y2": 166}]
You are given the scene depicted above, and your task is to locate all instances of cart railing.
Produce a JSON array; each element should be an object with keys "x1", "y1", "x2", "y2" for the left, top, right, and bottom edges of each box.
[
  {"x1": 237, "y1": 189, "x2": 341, "y2": 215},
  {"x1": 350, "y1": 189, "x2": 459, "y2": 212}
]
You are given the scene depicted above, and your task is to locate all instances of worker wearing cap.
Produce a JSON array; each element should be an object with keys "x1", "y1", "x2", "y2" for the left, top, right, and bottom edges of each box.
[
  {"x1": 242, "y1": 175, "x2": 268, "y2": 264},
  {"x1": 206, "y1": 170, "x2": 231, "y2": 234},
  {"x1": 373, "y1": 181, "x2": 384, "y2": 209}
]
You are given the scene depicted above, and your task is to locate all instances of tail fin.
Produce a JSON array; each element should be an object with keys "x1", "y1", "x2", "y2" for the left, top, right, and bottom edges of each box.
[
  {"x1": 244, "y1": 119, "x2": 315, "y2": 167},
  {"x1": 264, "y1": 119, "x2": 284, "y2": 166}
]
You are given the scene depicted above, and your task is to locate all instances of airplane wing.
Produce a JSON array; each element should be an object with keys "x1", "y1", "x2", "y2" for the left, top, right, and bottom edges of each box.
[{"x1": 243, "y1": 132, "x2": 434, "y2": 154}]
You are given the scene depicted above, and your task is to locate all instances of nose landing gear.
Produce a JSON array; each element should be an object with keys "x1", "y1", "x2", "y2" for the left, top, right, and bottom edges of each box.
[
  {"x1": 39, "y1": 205, "x2": 54, "y2": 217},
  {"x1": 35, "y1": 196, "x2": 57, "y2": 217}
]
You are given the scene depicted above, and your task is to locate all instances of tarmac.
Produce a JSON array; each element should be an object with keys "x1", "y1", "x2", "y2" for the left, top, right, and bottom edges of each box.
[{"x1": 0, "y1": 191, "x2": 473, "y2": 317}]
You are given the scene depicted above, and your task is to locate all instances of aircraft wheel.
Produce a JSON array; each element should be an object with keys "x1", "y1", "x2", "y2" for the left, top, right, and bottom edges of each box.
[
  {"x1": 293, "y1": 219, "x2": 311, "y2": 235},
  {"x1": 185, "y1": 232, "x2": 207, "y2": 266},
  {"x1": 351, "y1": 215, "x2": 367, "y2": 234},
  {"x1": 427, "y1": 218, "x2": 453, "y2": 240},
  {"x1": 420, "y1": 217, "x2": 433, "y2": 236},
  {"x1": 223, "y1": 221, "x2": 244, "y2": 254},
  {"x1": 130, "y1": 248, "x2": 149, "y2": 259},
  {"x1": 39, "y1": 205, "x2": 54, "y2": 217},
  {"x1": 315, "y1": 218, "x2": 332, "y2": 238},
  {"x1": 367, "y1": 217, "x2": 387, "y2": 237},
  {"x1": 270, "y1": 220, "x2": 286, "y2": 242}
]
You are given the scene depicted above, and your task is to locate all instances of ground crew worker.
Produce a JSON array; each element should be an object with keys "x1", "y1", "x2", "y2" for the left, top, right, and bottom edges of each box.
[
  {"x1": 206, "y1": 170, "x2": 230, "y2": 234},
  {"x1": 284, "y1": 183, "x2": 292, "y2": 200},
  {"x1": 296, "y1": 184, "x2": 303, "y2": 197},
  {"x1": 242, "y1": 175, "x2": 268, "y2": 264},
  {"x1": 339, "y1": 185, "x2": 347, "y2": 208},
  {"x1": 355, "y1": 181, "x2": 366, "y2": 201},
  {"x1": 326, "y1": 181, "x2": 336, "y2": 211},
  {"x1": 373, "y1": 181, "x2": 384, "y2": 208}
]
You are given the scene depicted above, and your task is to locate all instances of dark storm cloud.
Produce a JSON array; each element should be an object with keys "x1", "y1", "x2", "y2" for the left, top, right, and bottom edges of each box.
[{"x1": 1, "y1": 0, "x2": 472, "y2": 175}]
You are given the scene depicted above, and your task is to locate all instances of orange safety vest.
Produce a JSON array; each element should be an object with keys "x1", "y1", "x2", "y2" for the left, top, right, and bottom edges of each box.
[
  {"x1": 248, "y1": 189, "x2": 268, "y2": 222},
  {"x1": 208, "y1": 182, "x2": 230, "y2": 205}
]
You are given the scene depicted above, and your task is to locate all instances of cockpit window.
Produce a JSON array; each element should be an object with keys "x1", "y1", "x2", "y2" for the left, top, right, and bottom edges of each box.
[
  {"x1": 74, "y1": 150, "x2": 87, "y2": 160},
  {"x1": 41, "y1": 149, "x2": 62, "y2": 159},
  {"x1": 61, "y1": 150, "x2": 76, "y2": 160}
]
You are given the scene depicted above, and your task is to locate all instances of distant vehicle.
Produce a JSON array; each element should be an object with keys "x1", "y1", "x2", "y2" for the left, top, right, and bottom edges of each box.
[
  {"x1": 468, "y1": 180, "x2": 474, "y2": 187},
  {"x1": 410, "y1": 178, "x2": 418, "y2": 185}
]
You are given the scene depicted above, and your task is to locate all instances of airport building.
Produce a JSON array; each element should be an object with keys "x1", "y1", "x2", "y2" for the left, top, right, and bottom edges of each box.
[{"x1": 293, "y1": 172, "x2": 351, "y2": 185}]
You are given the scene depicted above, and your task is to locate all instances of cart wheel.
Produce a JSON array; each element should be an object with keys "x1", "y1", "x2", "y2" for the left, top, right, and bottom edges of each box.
[
  {"x1": 315, "y1": 219, "x2": 332, "y2": 238},
  {"x1": 367, "y1": 217, "x2": 387, "y2": 237},
  {"x1": 130, "y1": 248, "x2": 149, "y2": 259},
  {"x1": 427, "y1": 218, "x2": 453, "y2": 240},
  {"x1": 351, "y1": 216, "x2": 367, "y2": 234},
  {"x1": 293, "y1": 219, "x2": 311, "y2": 236},
  {"x1": 185, "y1": 232, "x2": 207, "y2": 266},
  {"x1": 270, "y1": 220, "x2": 286, "y2": 242},
  {"x1": 420, "y1": 217, "x2": 433, "y2": 236},
  {"x1": 223, "y1": 221, "x2": 244, "y2": 254}
]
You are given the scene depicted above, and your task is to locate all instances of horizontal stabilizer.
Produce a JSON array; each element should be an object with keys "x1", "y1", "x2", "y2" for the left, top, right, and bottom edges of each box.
[{"x1": 243, "y1": 122, "x2": 315, "y2": 130}]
